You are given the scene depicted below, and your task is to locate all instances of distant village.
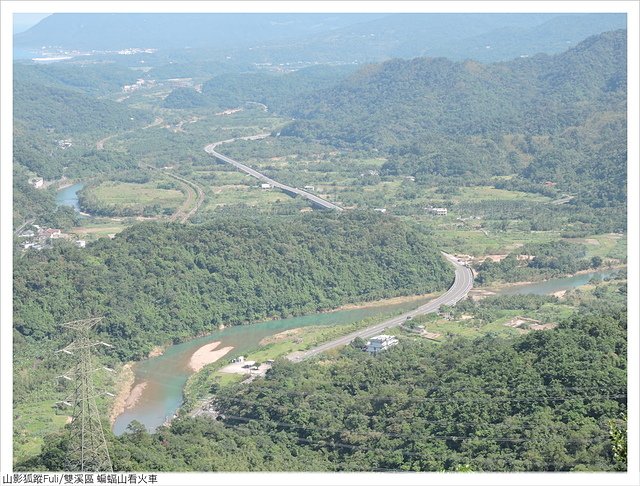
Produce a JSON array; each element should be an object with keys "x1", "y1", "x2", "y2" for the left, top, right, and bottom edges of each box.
[
  {"x1": 20, "y1": 173, "x2": 87, "y2": 251},
  {"x1": 17, "y1": 224, "x2": 86, "y2": 251}
]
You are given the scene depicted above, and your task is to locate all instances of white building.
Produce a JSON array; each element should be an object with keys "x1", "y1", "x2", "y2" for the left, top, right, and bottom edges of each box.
[
  {"x1": 28, "y1": 177, "x2": 44, "y2": 189},
  {"x1": 261, "y1": 183, "x2": 272, "y2": 189},
  {"x1": 365, "y1": 335, "x2": 399, "y2": 354},
  {"x1": 427, "y1": 207, "x2": 447, "y2": 216}
]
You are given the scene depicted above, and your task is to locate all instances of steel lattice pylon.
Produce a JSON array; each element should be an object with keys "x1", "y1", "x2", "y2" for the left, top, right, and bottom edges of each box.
[{"x1": 57, "y1": 317, "x2": 113, "y2": 472}]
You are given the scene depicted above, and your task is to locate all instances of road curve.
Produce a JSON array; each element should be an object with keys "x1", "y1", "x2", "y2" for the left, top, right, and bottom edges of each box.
[
  {"x1": 287, "y1": 253, "x2": 473, "y2": 362},
  {"x1": 204, "y1": 141, "x2": 343, "y2": 211}
]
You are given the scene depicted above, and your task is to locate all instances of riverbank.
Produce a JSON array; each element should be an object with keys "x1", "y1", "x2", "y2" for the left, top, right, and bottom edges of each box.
[
  {"x1": 332, "y1": 291, "x2": 441, "y2": 312},
  {"x1": 469, "y1": 265, "x2": 625, "y2": 300},
  {"x1": 113, "y1": 264, "x2": 625, "y2": 434},
  {"x1": 149, "y1": 346, "x2": 165, "y2": 358},
  {"x1": 109, "y1": 363, "x2": 135, "y2": 425},
  {"x1": 259, "y1": 328, "x2": 304, "y2": 346},
  {"x1": 189, "y1": 341, "x2": 235, "y2": 372},
  {"x1": 478, "y1": 265, "x2": 625, "y2": 291}
]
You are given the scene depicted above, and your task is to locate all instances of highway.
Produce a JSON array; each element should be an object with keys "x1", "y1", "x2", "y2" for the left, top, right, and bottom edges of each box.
[
  {"x1": 204, "y1": 139, "x2": 343, "y2": 211},
  {"x1": 287, "y1": 253, "x2": 474, "y2": 362}
]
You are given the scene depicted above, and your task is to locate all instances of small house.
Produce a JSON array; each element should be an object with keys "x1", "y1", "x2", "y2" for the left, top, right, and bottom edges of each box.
[
  {"x1": 303, "y1": 185, "x2": 315, "y2": 191},
  {"x1": 365, "y1": 335, "x2": 399, "y2": 354},
  {"x1": 260, "y1": 183, "x2": 272, "y2": 189},
  {"x1": 28, "y1": 177, "x2": 44, "y2": 189},
  {"x1": 428, "y1": 207, "x2": 447, "y2": 216},
  {"x1": 39, "y1": 228, "x2": 61, "y2": 238}
]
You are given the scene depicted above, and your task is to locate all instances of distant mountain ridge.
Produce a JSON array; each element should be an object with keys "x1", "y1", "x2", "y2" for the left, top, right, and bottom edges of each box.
[
  {"x1": 14, "y1": 13, "x2": 626, "y2": 64},
  {"x1": 13, "y1": 13, "x2": 386, "y2": 51}
]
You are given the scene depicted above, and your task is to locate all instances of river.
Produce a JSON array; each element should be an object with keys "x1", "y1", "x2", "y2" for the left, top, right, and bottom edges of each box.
[
  {"x1": 111, "y1": 268, "x2": 620, "y2": 436},
  {"x1": 495, "y1": 270, "x2": 618, "y2": 296},
  {"x1": 111, "y1": 296, "x2": 434, "y2": 435},
  {"x1": 55, "y1": 182, "x2": 85, "y2": 212}
]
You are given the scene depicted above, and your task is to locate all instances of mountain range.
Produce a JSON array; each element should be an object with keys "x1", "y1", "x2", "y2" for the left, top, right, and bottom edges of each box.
[{"x1": 15, "y1": 13, "x2": 626, "y2": 63}]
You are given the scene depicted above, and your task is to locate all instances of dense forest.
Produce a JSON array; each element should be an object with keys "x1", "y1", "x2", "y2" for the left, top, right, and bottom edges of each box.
[
  {"x1": 13, "y1": 75, "x2": 149, "y2": 137},
  {"x1": 13, "y1": 64, "x2": 152, "y2": 183},
  {"x1": 13, "y1": 63, "x2": 141, "y2": 96},
  {"x1": 191, "y1": 65, "x2": 359, "y2": 112},
  {"x1": 13, "y1": 212, "x2": 451, "y2": 366}
]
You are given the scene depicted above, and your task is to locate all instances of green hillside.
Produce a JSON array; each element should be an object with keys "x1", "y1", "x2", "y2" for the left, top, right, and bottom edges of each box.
[
  {"x1": 13, "y1": 213, "x2": 452, "y2": 364},
  {"x1": 281, "y1": 30, "x2": 626, "y2": 207}
]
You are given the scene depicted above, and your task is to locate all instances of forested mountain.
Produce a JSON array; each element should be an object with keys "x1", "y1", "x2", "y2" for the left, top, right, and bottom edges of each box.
[
  {"x1": 178, "y1": 64, "x2": 358, "y2": 111},
  {"x1": 282, "y1": 30, "x2": 626, "y2": 207},
  {"x1": 14, "y1": 75, "x2": 149, "y2": 136},
  {"x1": 13, "y1": 64, "x2": 153, "y2": 182},
  {"x1": 13, "y1": 213, "x2": 451, "y2": 364},
  {"x1": 11, "y1": 12, "x2": 629, "y2": 475},
  {"x1": 285, "y1": 30, "x2": 625, "y2": 144},
  {"x1": 13, "y1": 63, "x2": 140, "y2": 95}
]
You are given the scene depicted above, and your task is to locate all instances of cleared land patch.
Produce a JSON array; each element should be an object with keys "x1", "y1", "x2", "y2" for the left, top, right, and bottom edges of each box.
[{"x1": 83, "y1": 181, "x2": 185, "y2": 216}]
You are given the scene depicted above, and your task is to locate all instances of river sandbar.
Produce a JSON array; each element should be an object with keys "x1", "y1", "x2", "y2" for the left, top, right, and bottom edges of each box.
[
  {"x1": 124, "y1": 382, "x2": 148, "y2": 409},
  {"x1": 189, "y1": 341, "x2": 235, "y2": 372}
]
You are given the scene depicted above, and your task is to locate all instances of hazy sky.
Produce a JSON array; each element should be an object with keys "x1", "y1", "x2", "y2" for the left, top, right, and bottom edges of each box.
[{"x1": 13, "y1": 13, "x2": 51, "y2": 34}]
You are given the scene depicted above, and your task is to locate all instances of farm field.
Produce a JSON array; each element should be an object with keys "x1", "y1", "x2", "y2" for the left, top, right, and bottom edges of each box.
[
  {"x1": 88, "y1": 181, "x2": 184, "y2": 207},
  {"x1": 81, "y1": 181, "x2": 185, "y2": 217}
]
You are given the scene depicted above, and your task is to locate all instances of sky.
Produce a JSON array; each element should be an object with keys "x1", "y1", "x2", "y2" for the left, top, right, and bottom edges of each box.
[{"x1": 13, "y1": 13, "x2": 50, "y2": 33}]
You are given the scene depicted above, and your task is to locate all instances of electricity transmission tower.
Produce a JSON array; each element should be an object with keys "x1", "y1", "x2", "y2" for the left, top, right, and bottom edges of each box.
[{"x1": 56, "y1": 317, "x2": 114, "y2": 472}]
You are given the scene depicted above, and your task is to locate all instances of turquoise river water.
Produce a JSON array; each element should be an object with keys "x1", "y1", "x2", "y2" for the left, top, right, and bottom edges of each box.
[{"x1": 55, "y1": 183, "x2": 85, "y2": 212}]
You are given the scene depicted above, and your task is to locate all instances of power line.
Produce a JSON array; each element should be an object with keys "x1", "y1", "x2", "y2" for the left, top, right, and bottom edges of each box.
[{"x1": 56, "y1": 317, "x2": 114, "y2": 472}]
